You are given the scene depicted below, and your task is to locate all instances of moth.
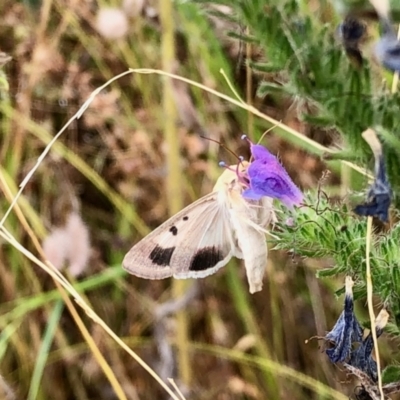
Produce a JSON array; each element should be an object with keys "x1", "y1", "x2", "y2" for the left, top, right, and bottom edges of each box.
[{"x1": 123, "y1": 162, "x2": 276, "y2": 293}]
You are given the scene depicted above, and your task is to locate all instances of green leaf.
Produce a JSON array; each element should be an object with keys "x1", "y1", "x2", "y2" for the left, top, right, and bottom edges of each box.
[
  {"x1": 301, "y1": 114, "x2": 334, "y2": 127},
  {"x1": 382, "y1": 365, "x2": 400, "y2": 385},
  {"x1": 317, "y1": 268, "x2": 341, "y2": 278},
  {"x1": 256, "y1": 82, "x2": 286, "y2": 97},
  {"x1": 248, "y1": 61, "x2": 282, "y2": 73}
]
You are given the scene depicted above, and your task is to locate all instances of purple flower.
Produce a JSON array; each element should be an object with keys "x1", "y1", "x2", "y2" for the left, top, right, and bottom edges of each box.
[{"x1": 242, "y1": 139, "x2": 303, "y2": 208}]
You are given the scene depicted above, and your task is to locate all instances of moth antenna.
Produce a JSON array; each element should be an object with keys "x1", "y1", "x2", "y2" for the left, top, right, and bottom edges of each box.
[
  {"x1": 241, "y1": 134, "x2": 252, "y2": 144},
  {"x1": 219, "y1": 162, "x2": 238, "y2": 175},
  {"x1": 200, "y1": 135, "x2": 243, "y2": 162},
  {"x1": 202, "y1": 136, "x2": 248, "y2": 185},
  {"x1": 235, "y1": 156, "x2": 245, "y2": 175},
  {"x1": 219, "y1": 158, "x2": 248, "y2": 187}
]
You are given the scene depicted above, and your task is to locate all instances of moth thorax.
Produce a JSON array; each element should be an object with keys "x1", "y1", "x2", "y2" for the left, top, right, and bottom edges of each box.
[{"x1": 213, "y1": 162, "x2": 249, "y2": 192}]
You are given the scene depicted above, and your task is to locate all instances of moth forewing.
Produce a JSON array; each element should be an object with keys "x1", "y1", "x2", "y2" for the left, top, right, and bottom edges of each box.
[
  {"x1": 171, "y1": 202, "x2": 236, "y2": 279},
  {"x1": 122, "y1": 192, "x2": 232, "y2": 279},
  {"x1": 122, "y1": 235, "x2": 175, "y2": 279},
  {"x1": 122, "y1": 178, "x2": 241, "y2": 280}
]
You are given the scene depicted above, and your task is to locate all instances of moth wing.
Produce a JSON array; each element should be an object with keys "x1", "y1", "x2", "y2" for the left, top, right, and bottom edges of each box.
[
  {"x1": 229, "y1": 195, "x2": 269, "y2": 294},
  {"x1": 233, "y1": 217, "x2": 268, "y2": 294},
  {"x1": 122, "y1": 192, "x2": 236, "y2": 280}
]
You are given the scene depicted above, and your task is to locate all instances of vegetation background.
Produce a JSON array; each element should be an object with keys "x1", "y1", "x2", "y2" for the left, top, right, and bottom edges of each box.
[{"x1": 1, "y1": 0, "x2": 400, "y2": 399}]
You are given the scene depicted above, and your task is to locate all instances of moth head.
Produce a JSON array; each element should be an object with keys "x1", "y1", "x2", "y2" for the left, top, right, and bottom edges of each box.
[{"x1": 213, "y1": 161, "x2": 250, "y2": 192}]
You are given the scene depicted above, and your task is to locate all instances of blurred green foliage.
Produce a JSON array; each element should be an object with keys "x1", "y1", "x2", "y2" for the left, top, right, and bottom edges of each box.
[
  {"x1": 273, "y1": 192, "x2": 400, "y2": 324},
  {"x1": 196, "y1": 0, "x2": 400, "y2": 333},
  {"x1": 198, "y1": 0, "x2": 400, "y2": 204},
  {"x1": 330, "y1": 0, "x2": 400, "y2": 18},
  {"x1": 3, "y1": 0, "x2": 400, "y2": 398}
]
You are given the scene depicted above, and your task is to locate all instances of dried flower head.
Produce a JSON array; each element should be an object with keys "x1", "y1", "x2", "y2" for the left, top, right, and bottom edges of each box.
[
  {"x1": 319, "y1": 277, "x2": 391, "y2": 399},
  {"x1": 324, "y1": 276, "x2": 363, "y2": 363},
  {"x1": 64, "y1": 213, "x2": 91, "y2": 277},
  {"x1": 354, "y1": 129, "x2": 391, "y2": 222},
  {"x1": 95, "y1": 8, "x2": 129, "y2": 40},
  {"x1": 241, "y1": 137, "x2": 303, "y2": 208},
  {"x1": 43, "y1": 212, "x2": 91, "y2": 277},
  {"x1": 336, "y1": 17, "x2": 368, "y2": 67},
  {"x1": 374, "y1": 24, "x2": 400, "y2": 73},
  {"x1": 42, "y1": 228, "x2": 69, "y2": 271},
  {"x1": 347, "y1": 309, "x2": 389, "y2": 383}
]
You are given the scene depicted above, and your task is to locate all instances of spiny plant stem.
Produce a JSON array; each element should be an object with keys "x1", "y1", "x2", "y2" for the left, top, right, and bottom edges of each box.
[{"x1": 160, "y1": 0, "x2": 191, "y2": 387}]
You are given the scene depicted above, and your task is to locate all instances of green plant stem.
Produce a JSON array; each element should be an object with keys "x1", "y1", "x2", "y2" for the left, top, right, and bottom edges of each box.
[
  {"x1": 28, "y1": 300, "x2": 64, "y2": 400},
  {"x1": 160, "y1": 0, "x2": 191, "y2": 387}
]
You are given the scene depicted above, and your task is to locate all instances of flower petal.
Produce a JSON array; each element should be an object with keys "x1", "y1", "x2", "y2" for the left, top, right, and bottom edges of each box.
[
  {"x1": 243, "y1": 159, "x2": 303, "y2": 207},
  {"x1": 250, "y1": 144, "x2": 277, "y2": 161},
  {"x1": 242, "y1": 188, "x2": 263, "y2": 201}
]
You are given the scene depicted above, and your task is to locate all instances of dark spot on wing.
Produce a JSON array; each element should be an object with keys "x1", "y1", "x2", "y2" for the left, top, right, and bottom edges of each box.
[
  {"x1": 189, "y1": 247, "x2": 224, "y2": 271},
  {"x1": 183, "y1": 216, "x2": 189, "y2": 221},
  {"x1": 169, "y1": 226, "x2": 178, "y2": 236},
  {"x1": 149, "y1": 245, "x2": 175, "y2": 266}
]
